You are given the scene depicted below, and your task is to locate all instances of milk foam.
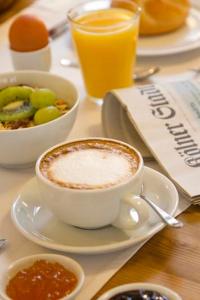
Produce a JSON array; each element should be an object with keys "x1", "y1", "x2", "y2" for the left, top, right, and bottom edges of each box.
[{"x1": 49, "y1": 148, "x2": 133, "y2": 188}]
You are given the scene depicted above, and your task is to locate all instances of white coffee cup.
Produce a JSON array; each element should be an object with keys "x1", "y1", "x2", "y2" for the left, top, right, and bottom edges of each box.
[{"x1": 35, "y1": 138, "x2": 149, "y2": 230}]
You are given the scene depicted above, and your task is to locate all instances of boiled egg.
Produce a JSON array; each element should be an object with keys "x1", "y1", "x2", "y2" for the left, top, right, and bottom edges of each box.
[{"x1": 9, "y1": 14, "x2": 49, "y2": 52}]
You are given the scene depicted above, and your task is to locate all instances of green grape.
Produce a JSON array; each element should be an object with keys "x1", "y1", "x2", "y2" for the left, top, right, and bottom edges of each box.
[
  {"x1": 30, "y1": 88, "x2": 57, "y2": 108},
  {"x1": 34, "y1": 106, "x2": 61, "y2": 125},
  {"x1": 0, "y1": 86, "x2": 33, "y2": 109}
]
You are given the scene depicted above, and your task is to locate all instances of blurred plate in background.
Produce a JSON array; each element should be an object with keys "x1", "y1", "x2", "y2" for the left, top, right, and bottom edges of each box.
[{"x1": 138, "y1": 8, "x2": 200, "y2": 57}]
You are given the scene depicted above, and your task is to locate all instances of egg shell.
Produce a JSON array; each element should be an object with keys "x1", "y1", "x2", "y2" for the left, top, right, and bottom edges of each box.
[{"x1": 9, "y1": 14, "x2": 49, "y2": 52}]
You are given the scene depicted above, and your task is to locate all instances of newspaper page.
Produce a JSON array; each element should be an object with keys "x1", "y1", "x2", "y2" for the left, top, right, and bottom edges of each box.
[{"x1": 103, "y1": 80, "x2": 200, "y2": 202}]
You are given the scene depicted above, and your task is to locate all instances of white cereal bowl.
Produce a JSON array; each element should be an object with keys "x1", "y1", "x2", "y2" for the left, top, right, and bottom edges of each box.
[
  {"x1": 97, "y1": 283, "x2": 182, "y2": 300},
  {"x1": 0, "y1": 71, "x2": 79, "y2": 168},
  {"x1": 0, "y1": 253, "x2": 85, "y2": 300}
]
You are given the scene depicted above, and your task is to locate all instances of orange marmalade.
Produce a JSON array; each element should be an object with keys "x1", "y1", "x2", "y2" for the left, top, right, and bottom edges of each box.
[{"x1": 6, "y1": 260, "x2": 78, "y2": 300}]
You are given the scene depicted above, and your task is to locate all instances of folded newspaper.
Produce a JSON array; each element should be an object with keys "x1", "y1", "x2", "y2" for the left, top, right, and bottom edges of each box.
[{"x1": 102, "y1": 80, "x2": 200, "y2": 204}]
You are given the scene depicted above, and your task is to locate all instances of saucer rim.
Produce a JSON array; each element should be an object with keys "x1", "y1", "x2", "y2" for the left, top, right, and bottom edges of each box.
[{"x1": 11, "y1": 167, "x2": 179, "y2": 255}]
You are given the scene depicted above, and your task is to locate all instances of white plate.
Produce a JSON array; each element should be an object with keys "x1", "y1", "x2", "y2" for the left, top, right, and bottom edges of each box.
[
  {"x1": 137, "y1": 8, "x2": 200, "y2": 57},
  {"x1": 11, "y1": 167, "x2": 179, "y2": 255}
]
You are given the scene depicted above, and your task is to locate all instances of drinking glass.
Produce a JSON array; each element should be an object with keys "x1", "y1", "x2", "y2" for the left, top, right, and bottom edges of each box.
[{"x1": 67, "y1": 0, "x2": 141, "y2": 103}]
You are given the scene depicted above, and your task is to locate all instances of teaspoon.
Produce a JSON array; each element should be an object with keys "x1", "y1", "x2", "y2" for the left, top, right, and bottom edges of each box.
[
  {"x1": 0, "y1": 239, "x2": 7, "y2": 249},
  {"x1": 135, "y1": 184, "x2": 183, "y2": 228},
  {"x1": 60, "y1": 58, "x2": 160, "y2": 82}
]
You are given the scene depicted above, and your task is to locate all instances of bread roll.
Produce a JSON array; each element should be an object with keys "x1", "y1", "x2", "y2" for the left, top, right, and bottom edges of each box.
[{"x1": 138, "y1": 0, "x2": 190, "y2": 35}]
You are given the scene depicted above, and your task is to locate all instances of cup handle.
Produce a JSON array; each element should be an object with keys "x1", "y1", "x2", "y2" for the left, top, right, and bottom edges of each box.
[{"x1": 112, "y1": 194, "x2": 149, "y2": 230}]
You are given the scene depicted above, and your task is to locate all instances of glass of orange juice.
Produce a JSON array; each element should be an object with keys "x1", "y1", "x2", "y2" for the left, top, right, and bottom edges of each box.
[{"x1": 68, "y1": 0, "x2": 141, "y2": 103}]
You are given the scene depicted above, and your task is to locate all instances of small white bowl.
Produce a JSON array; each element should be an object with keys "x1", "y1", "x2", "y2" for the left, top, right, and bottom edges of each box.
[
  {"x1": 97, "y1": 283, "x2": 182, "y2": 300},
  {"x1": 0, "y1": 253, "x2": 85, "y2": 300},
  {"x1": 10, "y1": 44, "x2": 51, "y2": 71},
  {"x1": 0, "y1": 71, "x2": 79, "y2": 167}
]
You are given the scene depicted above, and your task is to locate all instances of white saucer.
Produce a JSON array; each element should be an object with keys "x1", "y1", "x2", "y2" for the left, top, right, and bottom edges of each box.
[
  {"x1": 137, "y1": 8, "x2": 200, "y2": 56},
  {"x1": 11, "y1": 167, "x2": 179, "y2": 255}
]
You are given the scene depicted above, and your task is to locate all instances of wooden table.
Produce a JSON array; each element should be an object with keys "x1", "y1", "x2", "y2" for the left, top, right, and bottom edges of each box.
[
  {"x1": 1, "y1": 2, "x2": 200, "y2": 300},
  {"x1": 93, "y1": 206, "x2": 200, "y2": 300}
]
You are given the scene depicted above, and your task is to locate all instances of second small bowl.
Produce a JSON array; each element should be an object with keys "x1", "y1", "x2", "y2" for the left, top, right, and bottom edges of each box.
[{"x1": 97, "y1": 283, "x2": 182, "y2": 300}]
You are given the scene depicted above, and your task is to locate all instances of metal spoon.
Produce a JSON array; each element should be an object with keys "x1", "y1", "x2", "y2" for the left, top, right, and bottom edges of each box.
[
  {"x1": 190, "y1": 67, "x2": 200, "y2": 75},
  {"x1": 60, "y1": 58, "x2": 160, "y2": 81},
  {"x1": 135, "y1": 184, "x2": 183, "y2": 228},
  {"x1": 133, "y1": 66, "x2": 160, "y2": 81},
  {"x1": 0, "y1": 239, "x2": 7, "y2": 249},
  {"x1": 60, "y1": 58, "x2": 78, "y2": 69}
]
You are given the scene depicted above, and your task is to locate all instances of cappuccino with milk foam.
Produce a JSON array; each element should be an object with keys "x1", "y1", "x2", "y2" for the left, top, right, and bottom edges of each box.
[{"x1": 40, "y1": 139, "x2": 139, "y2": 190}]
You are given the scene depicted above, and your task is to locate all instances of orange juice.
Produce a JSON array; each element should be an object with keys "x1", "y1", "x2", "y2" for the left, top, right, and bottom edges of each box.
[{"x1": 71, "y1": 7, "x2": 139, "y2": 99}]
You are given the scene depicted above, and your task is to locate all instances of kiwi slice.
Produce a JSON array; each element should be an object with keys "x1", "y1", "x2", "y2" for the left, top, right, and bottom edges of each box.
[
  {"x1": 2, "y1": 100, "x2": 24, "y2": 111},
  {"x1": 0, "y1": 101, "x2": 36, "y2": 122},
  {"x1": 0, "y1": 86, "x2": 33, "y2": 109}
]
